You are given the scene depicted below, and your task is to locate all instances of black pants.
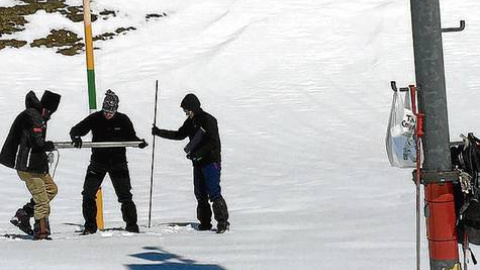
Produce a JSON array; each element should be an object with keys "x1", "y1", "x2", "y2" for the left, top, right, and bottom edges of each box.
[{"x1": 82, "y1": 162, "x2": 137, "y2": 231}]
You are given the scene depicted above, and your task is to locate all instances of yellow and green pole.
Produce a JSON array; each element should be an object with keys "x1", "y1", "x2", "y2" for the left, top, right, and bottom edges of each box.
[{"x1": 83, "y1": 0, "x2": 104, "y2": 230}]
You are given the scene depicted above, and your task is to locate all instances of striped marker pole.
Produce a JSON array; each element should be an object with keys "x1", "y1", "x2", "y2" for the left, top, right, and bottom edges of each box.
[{"x1": 83, "y1": 0, "x2": 104, "y2": 231}]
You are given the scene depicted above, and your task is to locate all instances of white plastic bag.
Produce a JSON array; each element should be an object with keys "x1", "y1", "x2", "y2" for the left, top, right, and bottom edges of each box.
[{"x1": 386, "y1": 90, "x2": 417, "y2": 168}]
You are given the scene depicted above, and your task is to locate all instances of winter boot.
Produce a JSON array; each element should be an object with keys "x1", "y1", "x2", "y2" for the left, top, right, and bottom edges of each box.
[
  {"x1": 33, "y1": 218, "x2": 51, "y2": 240},
  {"x1": 216, "y1": 221, "x2": 230, "y2": 234},
  {"x1": 122, "y1": 202, "x2": 139, "y2": 233},
  {"x1": 212, "y1": 197, "x2": 230, "y2": 234},
  {"x1": 82, "y1": 197, "x2": 98, "y2": 235},
  {"x1": 197, "y1": 201, "x2": 212, "y2": 231},
  {"x1": 125, "y1": 224, "x2": 140, "y2": 233},
  {"x1": 81, "y1": 227, "x2": 97, "y2": 235},
  {"x1": 23, "y1": 199, "x2": 35, "y2": 217},
  {"x1": 10, "y1": 208, "x2": 33, "y2": 236},
  {"x1": 198, "y1": 223, "x2": 213, "y2": 231}
]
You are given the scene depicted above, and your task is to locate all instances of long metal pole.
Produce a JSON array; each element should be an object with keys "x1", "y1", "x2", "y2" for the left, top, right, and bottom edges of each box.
[
  {"x1": 409, "y1": 0, "x2": 460, "y2": 269},
  {"x1": 54, "y1": 141, "x2": 143, "y2": 149},
  {"x1": 410, "y1": 85, "x2": 423, "y2": 270},
  {"x1": 83, "y1": 0, "x2": 104, "y2": 231},
  {"x1": 148, "y1": 80, "x2": 159, "y2": 228}
]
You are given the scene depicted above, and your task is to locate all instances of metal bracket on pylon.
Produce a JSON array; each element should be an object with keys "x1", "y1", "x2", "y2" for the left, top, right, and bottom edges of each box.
[
  {"x1": 412, "y1": 170, "x2": 459, "y2": 185},
  {"x1": 390, "y1": 81, "x2": 409, "y2": 92},
  {"x1": 442, "y1": 20, "x2": 466, "y2": 33}
]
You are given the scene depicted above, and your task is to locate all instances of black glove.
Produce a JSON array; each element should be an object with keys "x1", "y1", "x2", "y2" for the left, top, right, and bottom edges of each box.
[
  {"x1": 186, "y1": 152, "x2": 202, "y2": 162},
  {"x1": 139, "y1": 139, "x2": 148, "y2": 149},
  {"x1": 71, "y1": 136, "x2": 82, "y2": 149},
  {"x1": 44, "y1": 141, "x2": 55, "y2": 152},
  {"x1": 151, "y1": 125, "x2": 160, "y2": 136}
]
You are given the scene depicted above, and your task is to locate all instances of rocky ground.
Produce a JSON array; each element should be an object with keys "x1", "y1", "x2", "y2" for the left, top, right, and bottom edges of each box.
[{"x1": 0, "y1": 0, "x2": 166, "y2": 55}]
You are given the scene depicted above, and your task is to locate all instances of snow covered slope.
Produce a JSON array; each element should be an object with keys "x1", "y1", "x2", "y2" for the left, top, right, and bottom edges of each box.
[{"x1": 0, "y1": 0, "x2": 480, "y2": 269}]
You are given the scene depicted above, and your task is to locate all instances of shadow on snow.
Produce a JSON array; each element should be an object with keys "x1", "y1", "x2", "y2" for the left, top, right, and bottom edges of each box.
[{"x1": 126, "y1": 246, "x2": 227, "y2": 270}]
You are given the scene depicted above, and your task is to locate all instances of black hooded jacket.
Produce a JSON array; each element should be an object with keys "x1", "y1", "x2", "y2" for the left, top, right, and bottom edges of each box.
[
  {"x1": 0, "y1": 92, "x2": 54, "y2": 173},
  {"x1": 69, "y1": 111, "x2": 141, "y2": 165},
  {"x1": 156, "y1": 108, "x2": 221, "y2": 167}
]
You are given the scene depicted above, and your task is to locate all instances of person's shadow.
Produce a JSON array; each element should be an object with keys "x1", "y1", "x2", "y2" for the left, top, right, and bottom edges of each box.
[{"x1": 126, "y1": 246, "x2": 227, "y2": 270}]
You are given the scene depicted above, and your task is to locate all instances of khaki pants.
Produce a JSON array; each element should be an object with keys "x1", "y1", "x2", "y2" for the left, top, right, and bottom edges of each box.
[{"x1": 17, "y1": 171, "x2": 58, "y2": 220}]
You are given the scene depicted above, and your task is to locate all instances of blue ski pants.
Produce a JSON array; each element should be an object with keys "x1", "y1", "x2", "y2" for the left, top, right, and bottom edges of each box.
[{"x1": 193, "y1": 162, "x2": 222, "y2": 203}]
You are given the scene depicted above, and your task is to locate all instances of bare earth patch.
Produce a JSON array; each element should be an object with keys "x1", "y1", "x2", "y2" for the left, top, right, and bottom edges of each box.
[{"x1": 0, "y1": 0, "x2": 166, "y2": 55}]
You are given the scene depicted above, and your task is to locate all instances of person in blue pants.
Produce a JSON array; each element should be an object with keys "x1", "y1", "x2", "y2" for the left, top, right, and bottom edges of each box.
[{"x1": 152, "y1": 93, "x2": 230, "y2": 233}]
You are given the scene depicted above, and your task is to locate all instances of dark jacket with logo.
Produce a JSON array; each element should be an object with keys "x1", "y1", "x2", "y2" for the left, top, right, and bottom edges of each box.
[
  {"x1": 156, "y1": 109, "x2": 221, "y2": 167},
  {"x1": 0, "y1": 92, "x2": 51, "y2": 173},
  {"x1": 69, "y1": 111, "x2": 141, "y2": 165}
]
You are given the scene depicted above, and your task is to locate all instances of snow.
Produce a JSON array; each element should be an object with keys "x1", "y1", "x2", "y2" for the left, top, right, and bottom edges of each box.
[{"x1": 0, "y1": 0, "x2": 480, "y2": 269}]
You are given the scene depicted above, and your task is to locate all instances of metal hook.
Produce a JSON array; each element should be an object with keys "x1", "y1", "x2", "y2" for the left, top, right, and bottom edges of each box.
[
  {"x1": 442, "y1": 20, "x2": 465, "y2": 33},
  {"x1": 391, "y1": 81, "x2": 409, "y2": 92}
]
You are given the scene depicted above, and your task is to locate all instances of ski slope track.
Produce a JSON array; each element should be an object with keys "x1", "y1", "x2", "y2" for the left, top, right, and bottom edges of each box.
[{"x1": 1, "y1": 0, "x2": 480, "y2": 269}]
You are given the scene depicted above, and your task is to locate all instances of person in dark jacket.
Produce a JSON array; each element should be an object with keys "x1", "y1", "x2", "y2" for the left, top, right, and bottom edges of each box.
[
  {"x1": 152, "y1": 93, "x2": 230, "y2": 233},
  {"x1": 0, "y1": 90, "x2": 61, "y2": 240},
  {"x1": 70, "y1": 90, "x2": 147, "y2": 235}
]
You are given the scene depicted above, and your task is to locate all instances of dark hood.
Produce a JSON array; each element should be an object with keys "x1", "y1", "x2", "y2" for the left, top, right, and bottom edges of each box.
[
  {"x1": 25, "y1": 91, "x2": 42, "y2": 112},
  {"x1": 180, "y1": 93, "x2": 201, "y2": 113},
  {"x1": 0, "y1": 91, "x2": 42, "y2": 169},
  {"x1": 40, "y1": 90, "x2": 61, "y2": 113}
]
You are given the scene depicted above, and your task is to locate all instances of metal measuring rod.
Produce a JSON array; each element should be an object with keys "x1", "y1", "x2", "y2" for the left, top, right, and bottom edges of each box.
[{"x1": 53, "y1": 141, "x2": 143, "y2": 149}]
